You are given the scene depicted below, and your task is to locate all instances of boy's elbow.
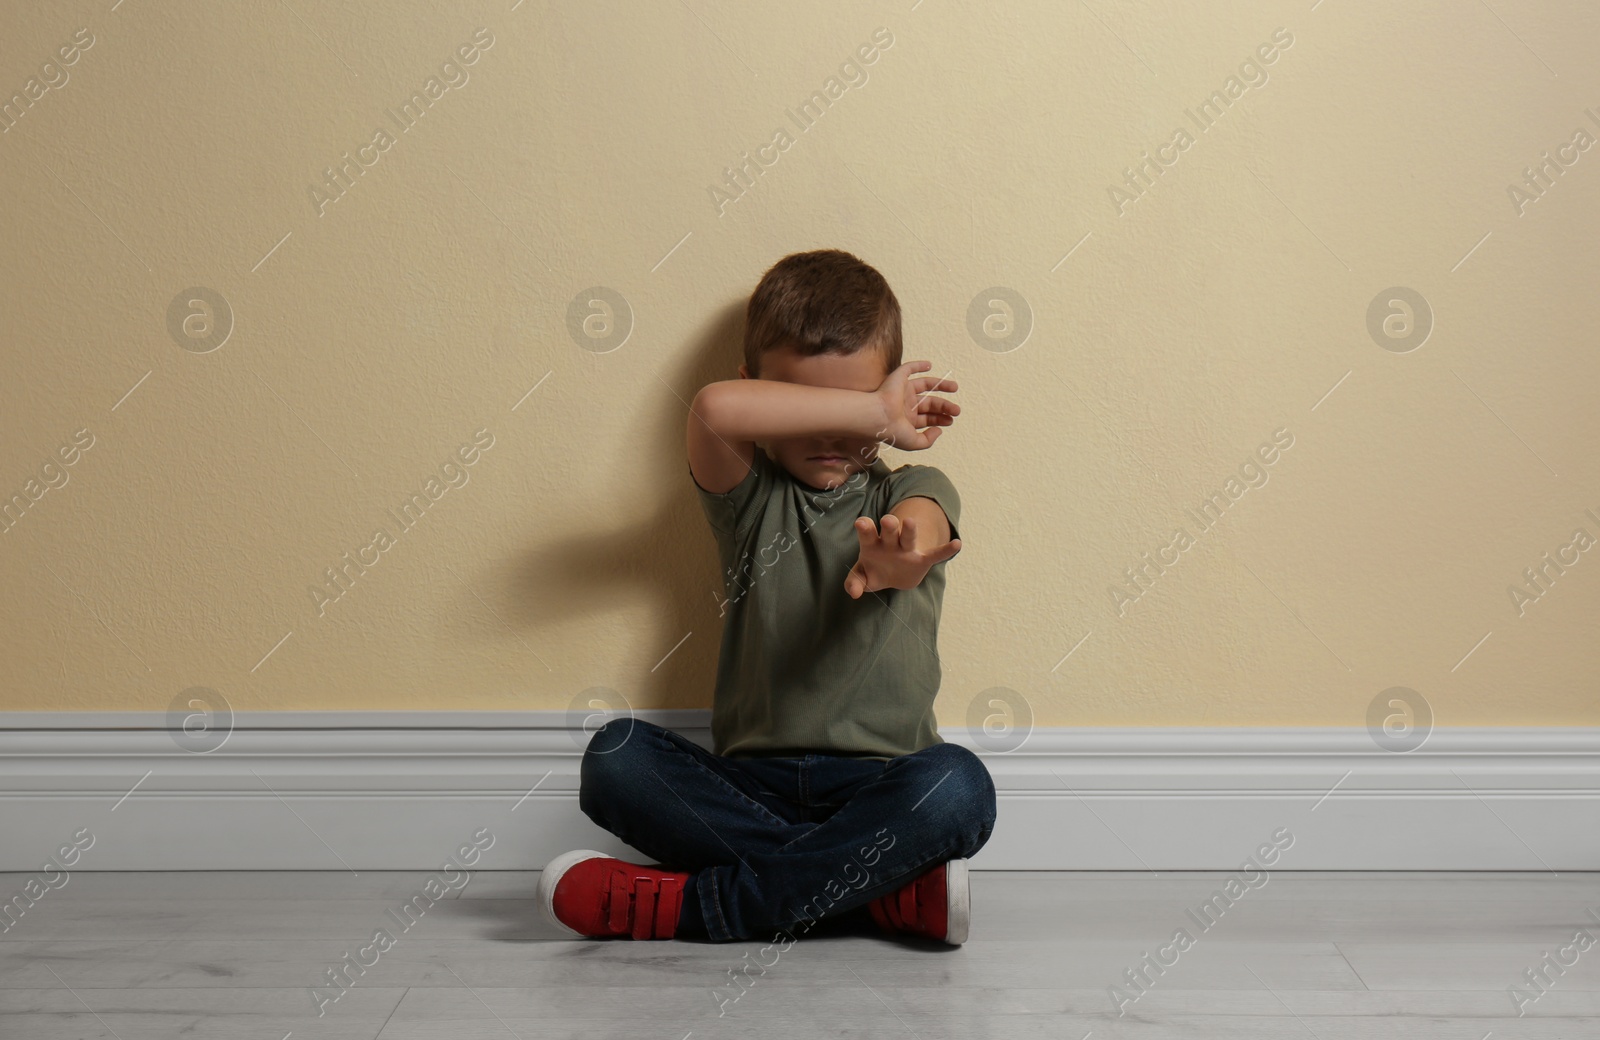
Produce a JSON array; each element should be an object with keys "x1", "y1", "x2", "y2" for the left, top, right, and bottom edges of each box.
[{"x1": 691, "y1": 383, "x2": 729, "y2": 435}]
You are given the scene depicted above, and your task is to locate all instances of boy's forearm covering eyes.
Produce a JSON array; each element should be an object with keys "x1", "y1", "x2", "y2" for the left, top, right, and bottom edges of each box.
[{"x1": 692, "y1": 379, "x2": 891, "y2": 442}]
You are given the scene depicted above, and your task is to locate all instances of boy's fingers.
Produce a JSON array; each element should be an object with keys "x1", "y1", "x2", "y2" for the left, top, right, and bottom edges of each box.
[
  {"x1": 879, "y1": 513, "x2": 901, "y2": 542},
  {"x1": 928, "y1": 537, "x2": 962, "y2": 564},
  {"x1": 853, "y1": 516, "x2": 878, "y2": 545},
  {"x1": 897, "y1": 515, "x2": 918, "y2": 550},
  {"x1": 844, "y1": 563, "x2": 865, "y2": 599}
]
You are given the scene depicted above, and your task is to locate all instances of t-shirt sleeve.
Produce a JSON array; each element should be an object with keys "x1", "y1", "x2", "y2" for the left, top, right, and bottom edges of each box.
[
  {"x1": 885, "y1": 463, "x2": 961, "y2": 544},
  {"x1": 692, "y1": 449, "x2": 776, "y2": 540}
]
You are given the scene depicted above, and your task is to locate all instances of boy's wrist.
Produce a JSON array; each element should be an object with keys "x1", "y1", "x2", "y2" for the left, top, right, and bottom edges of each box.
[{"x1": 866, "y1": 388, "x2": 893, "y2": 444}]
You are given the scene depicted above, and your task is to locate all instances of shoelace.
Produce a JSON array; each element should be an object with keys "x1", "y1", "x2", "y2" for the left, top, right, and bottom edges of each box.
[{"x1": 606, "y1": 868, "x2": 686, "y2": 939}]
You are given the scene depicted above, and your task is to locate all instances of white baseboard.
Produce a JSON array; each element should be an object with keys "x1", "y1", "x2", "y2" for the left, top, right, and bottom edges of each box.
[{"x1": 2, "y1": 712, "x2": 1596, "y2": 871}]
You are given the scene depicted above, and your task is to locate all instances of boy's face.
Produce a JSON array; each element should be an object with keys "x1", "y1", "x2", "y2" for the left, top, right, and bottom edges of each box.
[{"x1": 739, "y1": 345, "x2": 889, "y2": 491}]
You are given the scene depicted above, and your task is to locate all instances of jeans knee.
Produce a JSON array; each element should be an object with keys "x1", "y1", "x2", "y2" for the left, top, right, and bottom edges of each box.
[
  {"x1": 910, "y1": 742, "x2": 997, "y2": 837},
  {"x1": 578, "y1": 717, "x2": 647, "y2": 820}
]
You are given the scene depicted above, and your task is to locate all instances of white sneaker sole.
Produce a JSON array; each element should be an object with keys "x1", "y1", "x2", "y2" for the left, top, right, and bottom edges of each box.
[
  {"x1": 945, "y1": 857, "x2": 970, "y2": 945},
  {"x1": 537, "y1": 848, "x2": 607, "y2": 938}
]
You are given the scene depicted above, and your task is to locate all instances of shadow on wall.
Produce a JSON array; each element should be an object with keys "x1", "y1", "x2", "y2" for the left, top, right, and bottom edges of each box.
[{"x1": 479, "y1": 298, "x2": 747, "y2": 710}]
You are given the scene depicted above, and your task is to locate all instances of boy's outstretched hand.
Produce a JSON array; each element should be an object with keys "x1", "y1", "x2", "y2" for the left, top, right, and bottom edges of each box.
[{"x1": 844, "y1": 512, "x2": 962, "y2": 599}]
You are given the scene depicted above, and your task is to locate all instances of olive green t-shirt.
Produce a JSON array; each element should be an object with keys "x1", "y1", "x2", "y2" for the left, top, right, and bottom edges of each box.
[{"x1": 692, "y1": 449, "x2": 962, "y2": 760}]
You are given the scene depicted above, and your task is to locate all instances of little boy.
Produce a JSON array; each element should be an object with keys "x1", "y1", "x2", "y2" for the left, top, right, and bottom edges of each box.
[{"x1": 539, "y1": 250, "x2": 996, "y2": 944}]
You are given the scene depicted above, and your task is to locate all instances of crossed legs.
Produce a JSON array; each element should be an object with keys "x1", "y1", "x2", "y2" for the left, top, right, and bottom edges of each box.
[{"x1": 577, "y1": 718, "x2": 997, "y2": 941}]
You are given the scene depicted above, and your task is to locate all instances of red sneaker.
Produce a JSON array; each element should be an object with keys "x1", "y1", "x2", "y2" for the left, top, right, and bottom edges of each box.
[
  {"x1": 867, "y1": 858, "x2": 970, "y2": 945},
  {"x1": 538, "y1": 849, "x2": 689, "y2": 939}
]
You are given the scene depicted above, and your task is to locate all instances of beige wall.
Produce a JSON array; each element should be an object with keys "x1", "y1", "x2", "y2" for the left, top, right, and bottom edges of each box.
[{"x1": 3, "y1": 1, "x2": 1596, "y2": 727}]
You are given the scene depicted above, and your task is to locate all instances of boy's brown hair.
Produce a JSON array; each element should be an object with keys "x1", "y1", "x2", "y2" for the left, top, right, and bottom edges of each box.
[{"x1": 743, "y1": 249, "x2": 902, "y2": 378}]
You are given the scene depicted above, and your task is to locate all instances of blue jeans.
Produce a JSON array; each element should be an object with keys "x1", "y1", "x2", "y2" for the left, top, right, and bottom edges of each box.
[{"x1": 578, "y1": 717, "x2": 997, "y2": 942}]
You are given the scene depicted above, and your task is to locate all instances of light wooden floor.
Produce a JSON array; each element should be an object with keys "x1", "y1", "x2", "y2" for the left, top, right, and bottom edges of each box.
[{"x1": 3, "y1": 869, "x2": 1599, "y2": 1038}]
